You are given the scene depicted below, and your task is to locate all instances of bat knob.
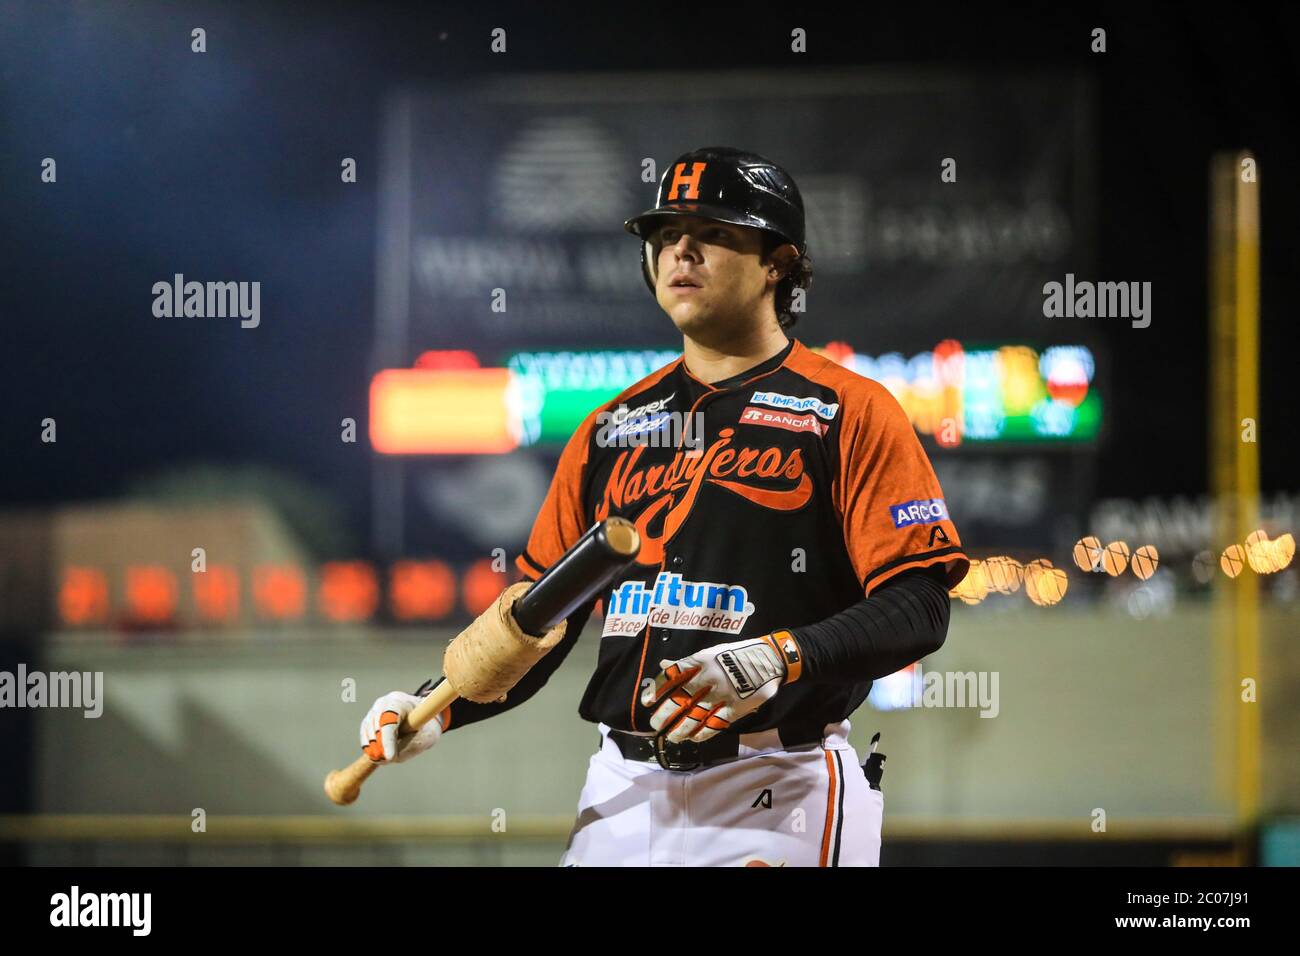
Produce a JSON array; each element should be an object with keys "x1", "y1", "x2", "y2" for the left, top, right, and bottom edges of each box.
[
  {"x1": 324, "y1": 771, "x2": 357, "y2": 806},
  {"x1": 324, "y1": 756, "x2": 379, "y2": 806}
]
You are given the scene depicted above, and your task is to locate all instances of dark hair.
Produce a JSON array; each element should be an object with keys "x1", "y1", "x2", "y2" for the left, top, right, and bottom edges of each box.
[{"x1": 762, "y1": 233, "x2": 813, "y2": 330}]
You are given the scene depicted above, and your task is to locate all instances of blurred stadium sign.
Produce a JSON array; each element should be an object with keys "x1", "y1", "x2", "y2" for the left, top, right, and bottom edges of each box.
[
  {"x1": 370, "y1": 340, "x2": 1100, "y2": 454},
  {"x1": 373, "y1": 70, "x2": 1093, "y2": 361},
  {"x1": 369, "y1": 70, "x2": 1097, "y2": 556}
]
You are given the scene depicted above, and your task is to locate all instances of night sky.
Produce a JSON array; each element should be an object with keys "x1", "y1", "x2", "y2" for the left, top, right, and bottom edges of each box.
[{"x1": 2, "y1": 2, "x2": 1296, "y2": 555}]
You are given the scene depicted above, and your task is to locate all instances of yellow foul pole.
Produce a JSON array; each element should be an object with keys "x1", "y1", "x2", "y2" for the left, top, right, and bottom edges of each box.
[{"x1": 1208, "y1": 151, "x2": 1260, "y2": 828}]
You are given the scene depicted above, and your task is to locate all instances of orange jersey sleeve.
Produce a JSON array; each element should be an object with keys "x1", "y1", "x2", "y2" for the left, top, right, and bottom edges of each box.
[
  {"x1": 514, "y1": 413, "x2": 597, "y2": 581},
  {"x1": 834, "y1": 380, "x2": 969, "y2": 595}
]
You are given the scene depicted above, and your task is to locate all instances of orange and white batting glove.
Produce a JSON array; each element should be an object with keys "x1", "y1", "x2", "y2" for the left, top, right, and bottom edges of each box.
[
  {"x1": 641, "y1": 631, "x2": 803, "y2": 744},
  {"x1": 359, "y1": 691, "x2": 446, "y2": 764}
]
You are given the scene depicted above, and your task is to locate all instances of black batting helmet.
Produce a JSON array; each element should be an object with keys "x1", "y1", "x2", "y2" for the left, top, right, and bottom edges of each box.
[{"x1": 624, "y1": 146, "x2": 807, "y2": 292}]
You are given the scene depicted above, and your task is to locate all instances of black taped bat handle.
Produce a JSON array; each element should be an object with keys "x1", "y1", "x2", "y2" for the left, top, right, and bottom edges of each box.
[{"x1": 511, "y1": 517, "x2": 641, "y2": 635}]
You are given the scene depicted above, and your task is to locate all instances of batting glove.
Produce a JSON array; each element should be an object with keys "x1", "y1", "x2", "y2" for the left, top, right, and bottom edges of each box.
[
  {"x1": 641, "y1": 631, "x2": 803, "y2": 744},
  {"x1": 359, "y1": 690, "x2": 445, "y2": 764}
]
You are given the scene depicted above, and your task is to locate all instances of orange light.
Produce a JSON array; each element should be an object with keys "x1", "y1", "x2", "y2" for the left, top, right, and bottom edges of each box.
[
  {"x1": 390, "y1": 560, "x2": 456, "y2": 621},
  {"x1": 951, "y1": 558, "x2": 989, "y2": 605},
  {"x1": 319, "y1": 562, "x2": 379, "y2": 622},
  {"x1": 1244, "y1": 529, "x2": 1279, "y2": 574},
  {"x1": 59, "y1": 566, "x2": 109, "y2": 627},
  {"x1": 933, "y1": 339, "x2": 965, "y2": 379},
  {"x1": 462, "y1": 558, "x2": 507, "y2": 616},
  {"x1": 253, "y1": 564, "x2": 307, "y2": 621},
  {"x1": 414, "y1": 350, "x2": 481, "y2": 370},
  {"x1": 370, "y1": 368, "x2": 516, "y2": 454},
  {"x1": 194, "y1": 565, "x2": 240, "y2": 623},
  {"x1": 1072, "y1": 536, "x2": 1103, "y2": 572},
  {"x1": 932, "y1": 340, "x2": 965, "y2": 448},
  {"x1": 1031, "y1": 566, "x2": 1068, "y2": 606},
  {"x1": 1275, "y1": 533, "x2": 1295, "y2": 569},
  {"x1": 125, "y1": 565, "x2": 178, "y2": 624},
  {"x1": 1220, "y1": 545, "x2": 1246, "y2": 578}
]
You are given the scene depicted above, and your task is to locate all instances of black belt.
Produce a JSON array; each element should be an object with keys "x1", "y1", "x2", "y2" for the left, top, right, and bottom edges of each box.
[{"x1": 606, "y1": 728, "x2": 817, "y2": 772}]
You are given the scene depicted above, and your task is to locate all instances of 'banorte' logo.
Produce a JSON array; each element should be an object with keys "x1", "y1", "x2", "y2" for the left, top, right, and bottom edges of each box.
[{"x1": 739, "y1": 405, "x2": 826, "y2": 437}]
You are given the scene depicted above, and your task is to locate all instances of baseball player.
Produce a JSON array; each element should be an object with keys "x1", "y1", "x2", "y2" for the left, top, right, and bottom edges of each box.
[{"x1": 361, "y1": 146, "x2": 969, "y2": 866}]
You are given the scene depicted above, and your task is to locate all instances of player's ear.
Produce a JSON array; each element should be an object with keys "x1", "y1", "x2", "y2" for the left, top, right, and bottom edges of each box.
[{"x1": 765, "y1": 242, "x2": 799, "y2": 283}]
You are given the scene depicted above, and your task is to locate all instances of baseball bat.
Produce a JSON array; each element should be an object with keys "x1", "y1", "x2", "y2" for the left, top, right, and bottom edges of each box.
[{"x1": 324, "y1": 517, "x2": 640, "y2": 805}]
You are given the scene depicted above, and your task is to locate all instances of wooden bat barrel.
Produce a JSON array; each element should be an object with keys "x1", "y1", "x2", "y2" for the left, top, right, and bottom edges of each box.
[{"x1": 324, "y1": 517, "x2": 640, "y2": 805}]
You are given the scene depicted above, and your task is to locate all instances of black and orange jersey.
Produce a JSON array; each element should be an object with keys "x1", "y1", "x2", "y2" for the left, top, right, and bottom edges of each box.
[{"x1": 503, "y1": 336, "x2": 969, "y2": 743}]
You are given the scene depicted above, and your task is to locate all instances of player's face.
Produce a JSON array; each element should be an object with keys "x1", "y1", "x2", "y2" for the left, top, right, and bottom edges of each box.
[{"x1": 650, "y1": 217, "x2": 775, "y2": 341}]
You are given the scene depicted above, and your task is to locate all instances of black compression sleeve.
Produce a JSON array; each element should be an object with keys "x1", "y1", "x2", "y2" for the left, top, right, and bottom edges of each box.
[{"x1": 788, "y1": 566, "x2": 951, "y2": 684}]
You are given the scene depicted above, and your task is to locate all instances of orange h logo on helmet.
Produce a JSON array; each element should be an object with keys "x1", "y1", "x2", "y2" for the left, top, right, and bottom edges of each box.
[{"x1": 667, "y1": 162, "x2": 707, "y2": 200}]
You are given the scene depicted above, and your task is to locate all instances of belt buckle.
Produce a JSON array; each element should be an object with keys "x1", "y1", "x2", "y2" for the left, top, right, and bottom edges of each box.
[{"x1": 653, "y1": 734, "x2": 701, "y2": 772}]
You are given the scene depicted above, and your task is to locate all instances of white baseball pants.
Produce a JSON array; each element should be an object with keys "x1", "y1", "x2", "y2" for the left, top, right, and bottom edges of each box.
[{"x1": 560, "y1": 720, "x2": 883, "y2": 867}]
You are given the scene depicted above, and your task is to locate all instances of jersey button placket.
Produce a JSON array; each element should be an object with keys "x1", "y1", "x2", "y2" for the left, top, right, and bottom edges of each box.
[{"x1": 665, "y1": 556, "x2": 683, "y2": 639}]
